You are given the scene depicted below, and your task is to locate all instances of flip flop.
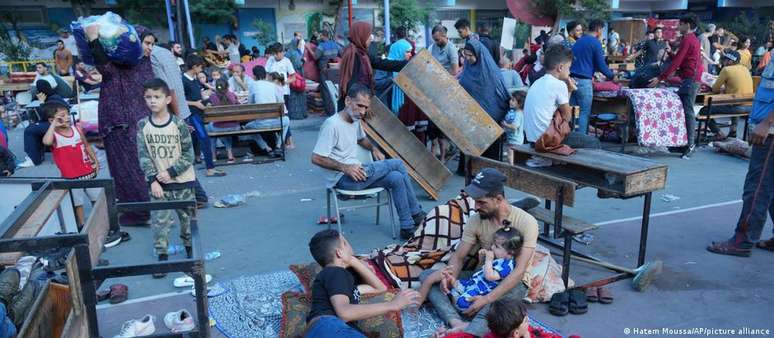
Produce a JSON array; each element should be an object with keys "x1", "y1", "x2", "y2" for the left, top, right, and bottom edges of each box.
[
  {"x1": 548, "y1": 291, "x2": 569, "y2": 316},
  {"x1": 568, "y1": 289, "x2": 588, "y2": 315},
  {"x1": 585, "y1": 287, "x2": 599, "y2": 303},
  {"x1": 755, "y1": 239, "x2": 774, "y2": 252},
  {"x1": 173, "y1": 274, "x2": 212, "y2": 288},
  {"x1": 597, "y1": 287, "x2": 613, "y2": 304},
  {"x1": 707, "y1": 240, "x2": 751, "y2": 257}
]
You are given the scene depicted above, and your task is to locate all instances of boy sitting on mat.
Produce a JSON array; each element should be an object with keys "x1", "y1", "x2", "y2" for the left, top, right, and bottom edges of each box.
[
  {"x1": 305, "y1": 229, "x2": 421, "y2": 337},
  {"x1": 418, "y1": 227, "x2": 523, "y2": 312}
]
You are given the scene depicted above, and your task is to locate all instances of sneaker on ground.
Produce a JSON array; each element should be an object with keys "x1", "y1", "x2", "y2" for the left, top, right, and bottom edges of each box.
[
  {"x1": 164, "y1": 309, "x2": 195, "y2": 333},
  {"x1": 104, "y1": 230, "x2": 122, "y2": 248},
  {"x1": 526, "y1": 156, "x2": 553, "y2": 168},
  {"x1": 113, "y1": 315, "x2": 155, "y2": 338},
  {"x1": 16, "y1": 157, "x2": 35, "y2": 168}
]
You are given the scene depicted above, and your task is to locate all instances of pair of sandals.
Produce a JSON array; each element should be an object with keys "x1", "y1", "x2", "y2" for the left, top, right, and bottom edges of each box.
[
  {"x1": 586, "y1": 286, "x2": 613, "y2": 304},
  {"x1": 549, "y1": 289, "x2": 587, "y2": 316},
  {"x1": 96, "y1": 283, "x2": 128, "y2": 304}
]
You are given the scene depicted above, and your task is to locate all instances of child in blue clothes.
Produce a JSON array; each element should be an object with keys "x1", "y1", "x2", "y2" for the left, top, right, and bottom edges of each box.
[
  {"x1": 418, "y1": 226, "x2": 524, "y2": 312},
  {"x1": 501, "y1": 91, "x2": 526, "y2": 165}
]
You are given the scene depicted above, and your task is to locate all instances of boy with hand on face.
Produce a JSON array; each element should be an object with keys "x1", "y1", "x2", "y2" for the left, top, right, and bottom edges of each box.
[
  {"x1": 306, "y1": 229, "x2": 421, "y2": 337},
  {"x1": 136, "y1": 78, "x2": 197, "y2": 276}
]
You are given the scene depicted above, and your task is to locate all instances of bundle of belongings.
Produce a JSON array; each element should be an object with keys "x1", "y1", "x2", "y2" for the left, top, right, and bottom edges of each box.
[
  {"x1": 72, "y1": 12, "x2": 143, "y2": 66},
  {"x1": 535, "y1": 109, "x2": 576, "y2": 156}
]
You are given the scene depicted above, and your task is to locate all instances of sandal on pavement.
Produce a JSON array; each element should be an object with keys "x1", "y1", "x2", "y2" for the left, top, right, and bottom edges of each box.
[
  {"x1": 568, "y1": 289, "x2": 588, "y2": 314},
  {"x1": 549, "y1": 291, "x2": 569, "y2": 316},
  {"x1": 206, "y1": 169, "x2": 226, "y2": 177},
  {"x1": 597, "y1": 287, "x2": 613, "y2": 304},
  {"x1": 707, "y1": 240, "x2": 751, "y2": 257},
  {"x1": 756, "y1": 238, "x2": 774, "y2": 252},
  {"x1": 585, "y1": 287, "x2": 599, "y2": 303}
]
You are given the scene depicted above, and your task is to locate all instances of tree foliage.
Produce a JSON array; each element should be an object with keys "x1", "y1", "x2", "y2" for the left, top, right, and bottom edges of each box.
[
  {"x1": 0, "y1": 13, "x2": 32, "y2": 63},
  {"x1": 379, "y1": 0, "x2": 430, "y2": 34},
  {"x1": 115, "y1": 0, "x2": 165, "y2": 27},
  {"x1": 531, "y1": 0, "x2": 611, "y2": 25},
  {"x1": 722, "y1": 11, "x2": 768, "y2": 46},
  {"x1": 115, "y1": 0, "x2": 236, "y2": 28},
  {"x1": 71, "y1": 0, "x2": 96, "y2": 18},
  {"x1": 252, "y1": 19, "x2": 276, "y2": 47},
  {"x1": 189, "y1": 0, "x2": 237, "y2": 24}
]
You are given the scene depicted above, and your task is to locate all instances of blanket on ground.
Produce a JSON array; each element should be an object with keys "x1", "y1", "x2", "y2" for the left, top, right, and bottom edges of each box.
[{"x1": 369, "y1": 192, "x2": 571, "y2": 303}]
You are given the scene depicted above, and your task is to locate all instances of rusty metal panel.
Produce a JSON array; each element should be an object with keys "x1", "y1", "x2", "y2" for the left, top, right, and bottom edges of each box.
[
  {"x1": 394, "y1": 50, "x2": 503, "y2": 157},
  {"x1": 364, "y1": 98, "x2": 451, "y2": 197}
]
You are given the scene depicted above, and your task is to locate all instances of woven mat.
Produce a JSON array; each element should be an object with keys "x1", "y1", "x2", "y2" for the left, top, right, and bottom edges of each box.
[{"x1": 208, "y1": 270, "x2": 563, "y2": 338}]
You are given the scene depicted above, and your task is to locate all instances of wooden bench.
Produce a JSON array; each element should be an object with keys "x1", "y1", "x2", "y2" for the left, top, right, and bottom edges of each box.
[
  {"x1": 202, "y1": 103, "x2": 286, "y2": 163},
  {"x1": 696, "y1": 93, "x2": 754, "y2": 145},
  {"x1": 0, "y1": 189, "x2": 68, "y2": 265}
]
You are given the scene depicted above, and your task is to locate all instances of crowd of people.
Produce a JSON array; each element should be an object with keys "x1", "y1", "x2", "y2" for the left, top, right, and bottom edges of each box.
[{"x1": 1, "y1": 11, "x2": 773, "y2": 338}]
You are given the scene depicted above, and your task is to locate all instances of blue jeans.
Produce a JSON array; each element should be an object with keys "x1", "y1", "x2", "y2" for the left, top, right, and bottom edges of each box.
[
  {"x1": 305, "y1": 316, "x2": 365, "y2": 338},
  {"x1": 24, "y1": 121, "x2": 50, "y2": 165},
  {"x1": 0, "y1": 303, "x2": 16, "y2": 338},
  {"x1": 207, "y1": 123, "x2": 239, "y2": 151},
  {"x1": 336, "y1": 159, "x2": 422, "y2": 229},
  {"x1": 245, "y1": 116, "x2": 290, "y2": 151},
  {"x1": 570, "y1": 78, "x2": 593, "y2": 134},
  {"x1": 733, "y1": 135, "x2": 774, "y2": 248},
  {"x1": 186, "y1": 115, "x2": 215, "y2": 169}
]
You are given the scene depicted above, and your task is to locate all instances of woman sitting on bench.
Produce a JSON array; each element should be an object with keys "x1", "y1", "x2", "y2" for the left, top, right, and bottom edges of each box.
[{"x1": 206, "y1": 78, "x2": 240, "y2": 163}]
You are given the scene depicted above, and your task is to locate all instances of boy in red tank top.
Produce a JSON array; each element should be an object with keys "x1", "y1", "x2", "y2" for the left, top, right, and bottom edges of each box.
[{"x1": 41, "y1": 101, "x2": 98, "y2": 228}]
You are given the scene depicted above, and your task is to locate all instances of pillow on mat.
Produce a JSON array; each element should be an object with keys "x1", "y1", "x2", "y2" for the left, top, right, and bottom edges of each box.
[
  {"x1": 289, "y1": 263, "x2": 322, "y2": 295},
  {"x1": 279, "y1": 290, "x2": 404, "y2": 338}
]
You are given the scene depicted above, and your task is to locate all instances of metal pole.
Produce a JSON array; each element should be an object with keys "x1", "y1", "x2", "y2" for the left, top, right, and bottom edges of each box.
[
  {"x1": 176, "y1": 0, "x2": 186, "y2": 48},
  {"x1": 383, "y1": 0, "x2": 390, "y2": 43},
  {"x1": 348, "y1": 0, "x2": 353, "y2": 31},
  {"x1": 182, "y1": 0, "x2": 196, "y2": 50},
  {"x1": 165, "y1": 0, "x2": 176, "y2": 42}
]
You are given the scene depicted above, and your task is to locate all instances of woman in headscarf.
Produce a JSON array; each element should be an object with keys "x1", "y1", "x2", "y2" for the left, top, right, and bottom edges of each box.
[
  {"x1": 387, "y1": 35, "x2": 412, "y2": 113},
  {"x1": 338, "y1": 21, "x2": 409, "y2": 108},
  {"x1": 83, "y1": 24, "x2": 154, "y2": 226},
  {"x1": 457, "y1": 39, "x2": 510, "y2": 171}
]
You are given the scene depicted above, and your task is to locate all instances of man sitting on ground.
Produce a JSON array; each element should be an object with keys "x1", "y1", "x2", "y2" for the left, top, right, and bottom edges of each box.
[
  {"x1": 524, "y1": 44, "x2": 601, "y2": 158},
  {"x1": 418, "y1": 168, "x2": 539, "y2": 336},
  {"x1": 306, "y1": 229, "x2": 420, "y2": 337},
  {"x1": 311, "y1": 84, "x2": 425, "y2": 239},
  {"x1": 698, "y1": 49, "x2": 753, "y2": 140}
]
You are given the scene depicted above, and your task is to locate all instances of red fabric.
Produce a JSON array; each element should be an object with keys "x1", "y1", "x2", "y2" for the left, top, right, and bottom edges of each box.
[
  {"x1": 592, "y1": 81, "x2": 621, "y2": 92},
  {"x1": 0, "y1": 131, "x2": 7, "y2": 149},
  {"x1": 52, "y1": 127, "x2": 94, "y2": 179},
  {"x1": 647, "y1": 19, "x2": 679, "y2": 41},
  {"x1": 339, "y1": 21, "x2": 373, "y2": 98},
  {"x1": 303, "y1": 42, "x2": 320, "y2": 82},
  {"x1": 659, "y1": 32, "x2": 702, "y2": 82}
]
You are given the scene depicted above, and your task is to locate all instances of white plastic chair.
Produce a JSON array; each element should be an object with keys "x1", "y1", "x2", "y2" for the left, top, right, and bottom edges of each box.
[
  {"x1": 324, "y1": 80, "x2": 339, "y2": 113},
  {"x1": 326, "y1": 146, "x2": 397, "y2": 239}
]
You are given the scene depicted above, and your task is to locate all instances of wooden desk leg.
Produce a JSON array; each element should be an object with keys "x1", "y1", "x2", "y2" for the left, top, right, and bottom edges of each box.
[
  {"x1": 553, "y1": 189, "x2": 564, "y2": 240},
  {"x1": 638, "y1": 192, "x2": 653, "y2": 267},
  {"x1": 76, "y1": 244, "x2": 100, "y2": 338},
  {"x1": 192, "y1": 259, "x2": 211, "y2": 338},
  {"x1": 544, "y1": 200, "x2": 551, "y2": 236}
]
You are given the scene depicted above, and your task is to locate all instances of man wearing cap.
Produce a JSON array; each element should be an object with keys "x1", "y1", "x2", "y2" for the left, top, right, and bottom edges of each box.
[
  {"x1": 698, "y1": 49, "x2": 753, "y2": 140},
  {"x1": 418, "y1": 168, "x2": 539, "y2": 336}
]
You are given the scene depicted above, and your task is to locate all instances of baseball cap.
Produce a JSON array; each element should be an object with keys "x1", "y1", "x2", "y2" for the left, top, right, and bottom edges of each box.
[
  {"x1": 465, "y1": 168, "x2": 506, "y2": 199},
  {"x1": 721, "y1": 49, "x2": 739, "y2": 62}
]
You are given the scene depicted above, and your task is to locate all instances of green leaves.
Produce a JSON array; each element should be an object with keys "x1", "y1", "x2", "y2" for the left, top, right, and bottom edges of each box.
[{"x1": 378, "y1": 0, "x2": 429, "y2": 33}]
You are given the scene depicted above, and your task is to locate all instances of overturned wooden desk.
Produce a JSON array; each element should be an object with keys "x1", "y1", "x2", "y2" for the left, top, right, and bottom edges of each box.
[{"x1": 474, "y1": 146, "x2": 667, "y2": 287}]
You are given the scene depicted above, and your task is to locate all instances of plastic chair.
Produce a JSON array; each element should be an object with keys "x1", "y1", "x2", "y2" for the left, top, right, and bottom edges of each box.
[
  {"x1": 324, "y1": 80, "x2": 338, "y2": 113},
  {"x1": 326, "y1": 147, "x2": 397, "y2": 239}
]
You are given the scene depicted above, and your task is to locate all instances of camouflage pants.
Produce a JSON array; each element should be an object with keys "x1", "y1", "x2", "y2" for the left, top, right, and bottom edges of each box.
[{"x1": 151, "y1": 188, "x2": 194, "y2": 256}]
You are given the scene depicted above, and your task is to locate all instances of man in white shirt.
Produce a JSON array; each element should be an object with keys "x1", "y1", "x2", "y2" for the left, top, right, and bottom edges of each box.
[
  {"x1": 33, "y1": 62, "x2": 58, "y2": 89},
  {"x1": 246, "y1": 65, "x2": 289, "y2": 157},
  {"x1": 311, "y1": 83, "x2": 425, "y2": 240},
  {"x1": 524, "y1": 45, "x2": 600, "y2": 149},
  {"x1": 264, "y1": 42, "x2": 296, "y2": 98}
]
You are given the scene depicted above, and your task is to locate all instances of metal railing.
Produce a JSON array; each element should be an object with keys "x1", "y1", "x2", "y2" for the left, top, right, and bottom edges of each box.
[{"x1": 0, "y1": 59, "x2": 55, "y2": 73}]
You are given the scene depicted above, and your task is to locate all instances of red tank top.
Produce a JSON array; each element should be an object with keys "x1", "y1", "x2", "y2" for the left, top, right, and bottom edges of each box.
[{"x1": 51, "y1": 127, "x2": 94, "y2": 179}]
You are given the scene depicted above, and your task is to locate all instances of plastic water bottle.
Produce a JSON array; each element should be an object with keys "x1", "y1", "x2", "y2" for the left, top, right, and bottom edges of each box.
[
  {"x1": 405, "y1": 304, "x2": 419, "y2": 338},
  {"x1": 153, "y1": 244, "x2": 185, "y2": 255},
  {"x1": 204, "y1": 251, "x2": 221, "y2": 261}
]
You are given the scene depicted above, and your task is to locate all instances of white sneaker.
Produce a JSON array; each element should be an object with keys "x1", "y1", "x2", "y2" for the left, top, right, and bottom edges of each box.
[
  {"x1": 173, "y1": 274, "x2": 212, "y2": 288},
  {"x1": 526, "y1": 156, "x2": 553, "y2": 168},
  {"x1": 164, "y1": 309, "x2": 195, "y2": 333},
  {"x1": 113, "y1": 315, "x2": 155, "y2": 337},
  {"x1": 16, "y1": 157, "x2": 34, "y2": 168}
]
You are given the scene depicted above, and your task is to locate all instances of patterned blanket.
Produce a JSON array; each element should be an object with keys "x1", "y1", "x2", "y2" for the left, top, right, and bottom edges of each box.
[
  {"x1": 623, "y1": 88, "x2": 688, "y2": 147},
  {"x1": 369, "y1": 192, "x2": 571, "y2": 303}
]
